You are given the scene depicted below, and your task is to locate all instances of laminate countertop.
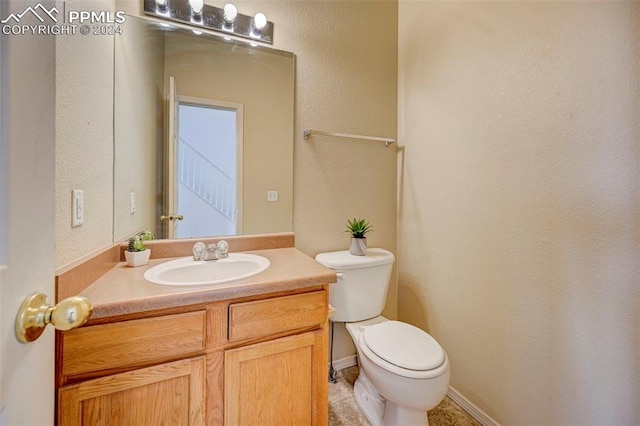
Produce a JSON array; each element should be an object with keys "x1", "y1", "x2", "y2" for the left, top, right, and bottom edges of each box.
[{"x1": 79, "y1": 247, "x2": 337, "y2": 320}]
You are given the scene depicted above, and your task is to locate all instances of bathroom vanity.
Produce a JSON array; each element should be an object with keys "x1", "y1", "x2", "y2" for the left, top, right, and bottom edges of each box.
[{"x1": 54, "y1": 235, "x2": 334, "y2": 425}]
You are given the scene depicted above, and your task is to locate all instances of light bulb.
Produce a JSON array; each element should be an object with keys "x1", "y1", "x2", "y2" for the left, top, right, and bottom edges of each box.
[
  {"x1": 253, "y1": 12, "x2": 267, "y2": 30},
  {"x1": 223, "y1": 4, "x2": 237, "y2": 23},
  {"x1": 155, "y1": 0, "x2": 167, "y2": 12},
  {"x1": 189, "y1": 0, "x2": 204, "y2": 15}
]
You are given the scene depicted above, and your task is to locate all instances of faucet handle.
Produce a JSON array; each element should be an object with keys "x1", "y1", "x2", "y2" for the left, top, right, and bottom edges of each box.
[
  {"x1": 216, "y1": 240, "x2": 229, "y2": 258},
  {"x1": 192, "y1": 242, "x2": 206, "y2": 261}
]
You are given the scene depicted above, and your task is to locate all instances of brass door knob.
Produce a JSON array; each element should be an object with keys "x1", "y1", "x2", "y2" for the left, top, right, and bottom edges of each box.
[{"x1": 15, "y1": 293, "x2": 93, "y2": 343}]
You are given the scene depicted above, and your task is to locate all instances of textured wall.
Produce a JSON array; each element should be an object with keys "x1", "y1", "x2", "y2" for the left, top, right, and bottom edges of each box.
[
  {"x1": 164, "y1": 31, "x2": 294, "y2": 236},
  {"x1": 113, "y1": 17, "x2": 164, "y2": 242},
  {"x1": 261, "y1": 0, "x2": 399, "y2": 359},
  {"x1": 55, "y1": 0, "x2": 115, "y2": 268},
  {"x1": 398, "y1": 1, "x2": 639, "y2": 424}
]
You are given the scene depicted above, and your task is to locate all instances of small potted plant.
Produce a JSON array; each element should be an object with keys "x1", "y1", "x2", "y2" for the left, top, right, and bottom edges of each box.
[
  {"x1": 124, "y1": 230, "x2": 154, "y2": 267},
  {"x1": 345, "y1": 218, "x2": 373, "y2": 256}
]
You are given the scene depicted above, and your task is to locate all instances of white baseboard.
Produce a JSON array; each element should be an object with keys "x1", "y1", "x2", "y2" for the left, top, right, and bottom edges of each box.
[
  {"x1": 447, "y1": 386, "x2": 500, "y2": 426},
  {"x1": 329, "y1": 355, "x2": 358, "y2": 371}
]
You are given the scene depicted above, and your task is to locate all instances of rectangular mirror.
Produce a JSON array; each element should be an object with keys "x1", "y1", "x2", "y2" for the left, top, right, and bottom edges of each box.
[{"x1": 114, "y1": 15, "x2": 294, "y2": 241}]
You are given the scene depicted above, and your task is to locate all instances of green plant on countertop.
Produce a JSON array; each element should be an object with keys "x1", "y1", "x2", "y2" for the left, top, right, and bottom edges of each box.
[
  {"x1": 345, "y1": 218, "x2": 373, "y2": 239},
  {"x1": 127, "y1": 230, "x2": 155, "y2": 252}
]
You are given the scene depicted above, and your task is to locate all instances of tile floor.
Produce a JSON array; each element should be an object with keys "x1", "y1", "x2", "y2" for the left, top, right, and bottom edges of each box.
[{"x1": 329, "y1": 366, "x2": 480, "y2": 426}]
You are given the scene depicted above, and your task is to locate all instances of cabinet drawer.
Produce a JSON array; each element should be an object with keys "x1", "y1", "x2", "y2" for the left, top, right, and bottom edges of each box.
[
  {"x1": 61, "y1": 311, "x2": 206, "y2": 379},
  {"x1": 228, "y1": 291, "x2": 326, "y2": 342}
]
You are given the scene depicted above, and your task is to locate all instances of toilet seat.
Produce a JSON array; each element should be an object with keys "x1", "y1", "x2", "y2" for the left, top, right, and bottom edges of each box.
[{"x1": 359, "y1": 321, "x2": 447, "y2": 379}]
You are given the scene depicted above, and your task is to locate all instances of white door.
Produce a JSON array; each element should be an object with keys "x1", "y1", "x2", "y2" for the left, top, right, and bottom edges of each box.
[
  {"x1": 165, "y1": 76, "x2": 181, "y2": 238},
  {"x1": 0, "y1": 1, "x2": 56, "y2": 423}
]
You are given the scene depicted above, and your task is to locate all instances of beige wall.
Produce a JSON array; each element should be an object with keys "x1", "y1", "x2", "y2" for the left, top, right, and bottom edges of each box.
[
  {"x1": 163, "y1": 31, "x2": 294, "y2": 236},
  {"x1": 176, "y1": 0, "x2": 398, "y2": 360},
  {"x1": 55, "y1": 0, "x2": 115, "y2": 268},
  {"x1": 113, "y1": 17, "x2": 165, "y2": 242},
  {"x1": 262, "y1": 0, "x2": 399, "y2": 360},
  {"x1": 398, "y1": 1, "x2": 639, "y2": 424}
]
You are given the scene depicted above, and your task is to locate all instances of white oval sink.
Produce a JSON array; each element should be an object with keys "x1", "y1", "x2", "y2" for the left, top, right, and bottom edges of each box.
[{"x1": 143, "y1": 253, "x2": 270, "y2": 286}]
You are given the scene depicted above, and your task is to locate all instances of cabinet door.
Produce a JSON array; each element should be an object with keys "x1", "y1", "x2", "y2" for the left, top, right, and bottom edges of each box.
[
  {"x1": 58, "y1": 357, "x2": 205, "y2": 426},
  {"x1": 224, "y1": 331, "x2": 327, "y2": 426}
]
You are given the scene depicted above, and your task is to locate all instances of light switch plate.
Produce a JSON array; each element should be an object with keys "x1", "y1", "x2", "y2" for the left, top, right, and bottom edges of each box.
[
  {"x1": 267, "y1": 190, "x2": 278, "y2": 202},
  {"x1": 130, "y1": 191, "x2": 136, "y2": 214},
  {"x1": 72, "y1": 189, "x2": 84, "y2": 227}
]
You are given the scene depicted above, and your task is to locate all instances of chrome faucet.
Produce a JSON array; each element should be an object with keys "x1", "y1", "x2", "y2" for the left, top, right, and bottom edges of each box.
[
  {"x1": 204, "y1": 244, "x2": 218, "y2": 261},
  {"x1": 192, "y1": 240, "x2": 229, "y2": 261}
]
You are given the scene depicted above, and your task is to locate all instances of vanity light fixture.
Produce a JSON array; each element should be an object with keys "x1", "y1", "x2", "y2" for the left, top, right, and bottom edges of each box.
[
  {"x1": 143, "y1": 0, "x2": 274, "y2": 44},
  {"x1": 223, "y1": 3, "x2": 237, "y2": 24},
  {"x1": 250, "y1": 12, "x2": 267, "y2": 37},
  {"x1": 253, "y1": 12, "x2": 267, "y2": 30},
  {"x1": 189, "y1": 0, "x2": 204, "y2": 21},
  {"x1": 155, "y1": 0, "x2": 168, "y2": 14}
]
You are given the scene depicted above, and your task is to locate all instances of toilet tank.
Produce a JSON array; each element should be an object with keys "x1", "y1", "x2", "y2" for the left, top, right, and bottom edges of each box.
[{"x1": 315, "y1": 248, "x2": 395, "y2": 322}]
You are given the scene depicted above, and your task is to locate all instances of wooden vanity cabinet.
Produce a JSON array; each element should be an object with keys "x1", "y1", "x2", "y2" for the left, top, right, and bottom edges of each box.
[
  {"x1": 223, "y1": 291, "x2": 328, "y2": 426},
  {"x1": 224, "y1": 330, "x2": 326, "y2": 425},
  {"x1": 58, "y1": 357, "x2": 206, "y2": 425},
  {"x1": 56, "y1": 287, "x2": 329, "y2": 426}
]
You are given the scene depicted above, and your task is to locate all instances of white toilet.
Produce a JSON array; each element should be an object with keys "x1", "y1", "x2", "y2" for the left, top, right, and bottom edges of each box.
[{"x1": 316, "y1": 248, "x2": 450, "y2": 426}]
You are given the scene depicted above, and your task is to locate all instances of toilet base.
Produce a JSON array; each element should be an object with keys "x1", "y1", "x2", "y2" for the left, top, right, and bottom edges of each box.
[
  {"x1": 353, "y1": 368, "x2": 430, "y2": 426},
  {"x1": 382, "y1": 402, "x2": 429, "y2": 426},
  {"x1": 353, "y1": 370, "x2": 384, "y2": 425},
  {"x1": 346, "y1": 317, "x2": 448, "y2": 426}
]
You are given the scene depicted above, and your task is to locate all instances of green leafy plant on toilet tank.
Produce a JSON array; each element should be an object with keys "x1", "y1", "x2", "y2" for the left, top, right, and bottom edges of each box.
[
  {"x1": 345, "y1": 218, "x2": 373, "y2": 239},
  {"x1": 345, "y1": 218, "x2": 372, "y2": 256}
]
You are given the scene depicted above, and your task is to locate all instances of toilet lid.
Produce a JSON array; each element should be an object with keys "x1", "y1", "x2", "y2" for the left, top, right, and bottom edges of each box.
[{"x1": 362, "y1": 321, "x2": 445, "y2": 371}]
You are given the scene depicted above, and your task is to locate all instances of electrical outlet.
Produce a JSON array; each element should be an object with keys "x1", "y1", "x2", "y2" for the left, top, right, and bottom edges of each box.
[
  {"x1": 267, "y1": 190, "x2": 278, "y2": 202},
  {"x1": 72, "y1": 189, "x2": 84, "y2": 227}
]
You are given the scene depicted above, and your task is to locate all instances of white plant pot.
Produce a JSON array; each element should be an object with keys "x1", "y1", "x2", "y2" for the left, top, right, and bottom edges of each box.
[
  {"x1": 349, "y1": 237, "x2": 367, "y2": 256},
  {"x1": 125, "y1": 249, "x2": 151, "y2": 267}
]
